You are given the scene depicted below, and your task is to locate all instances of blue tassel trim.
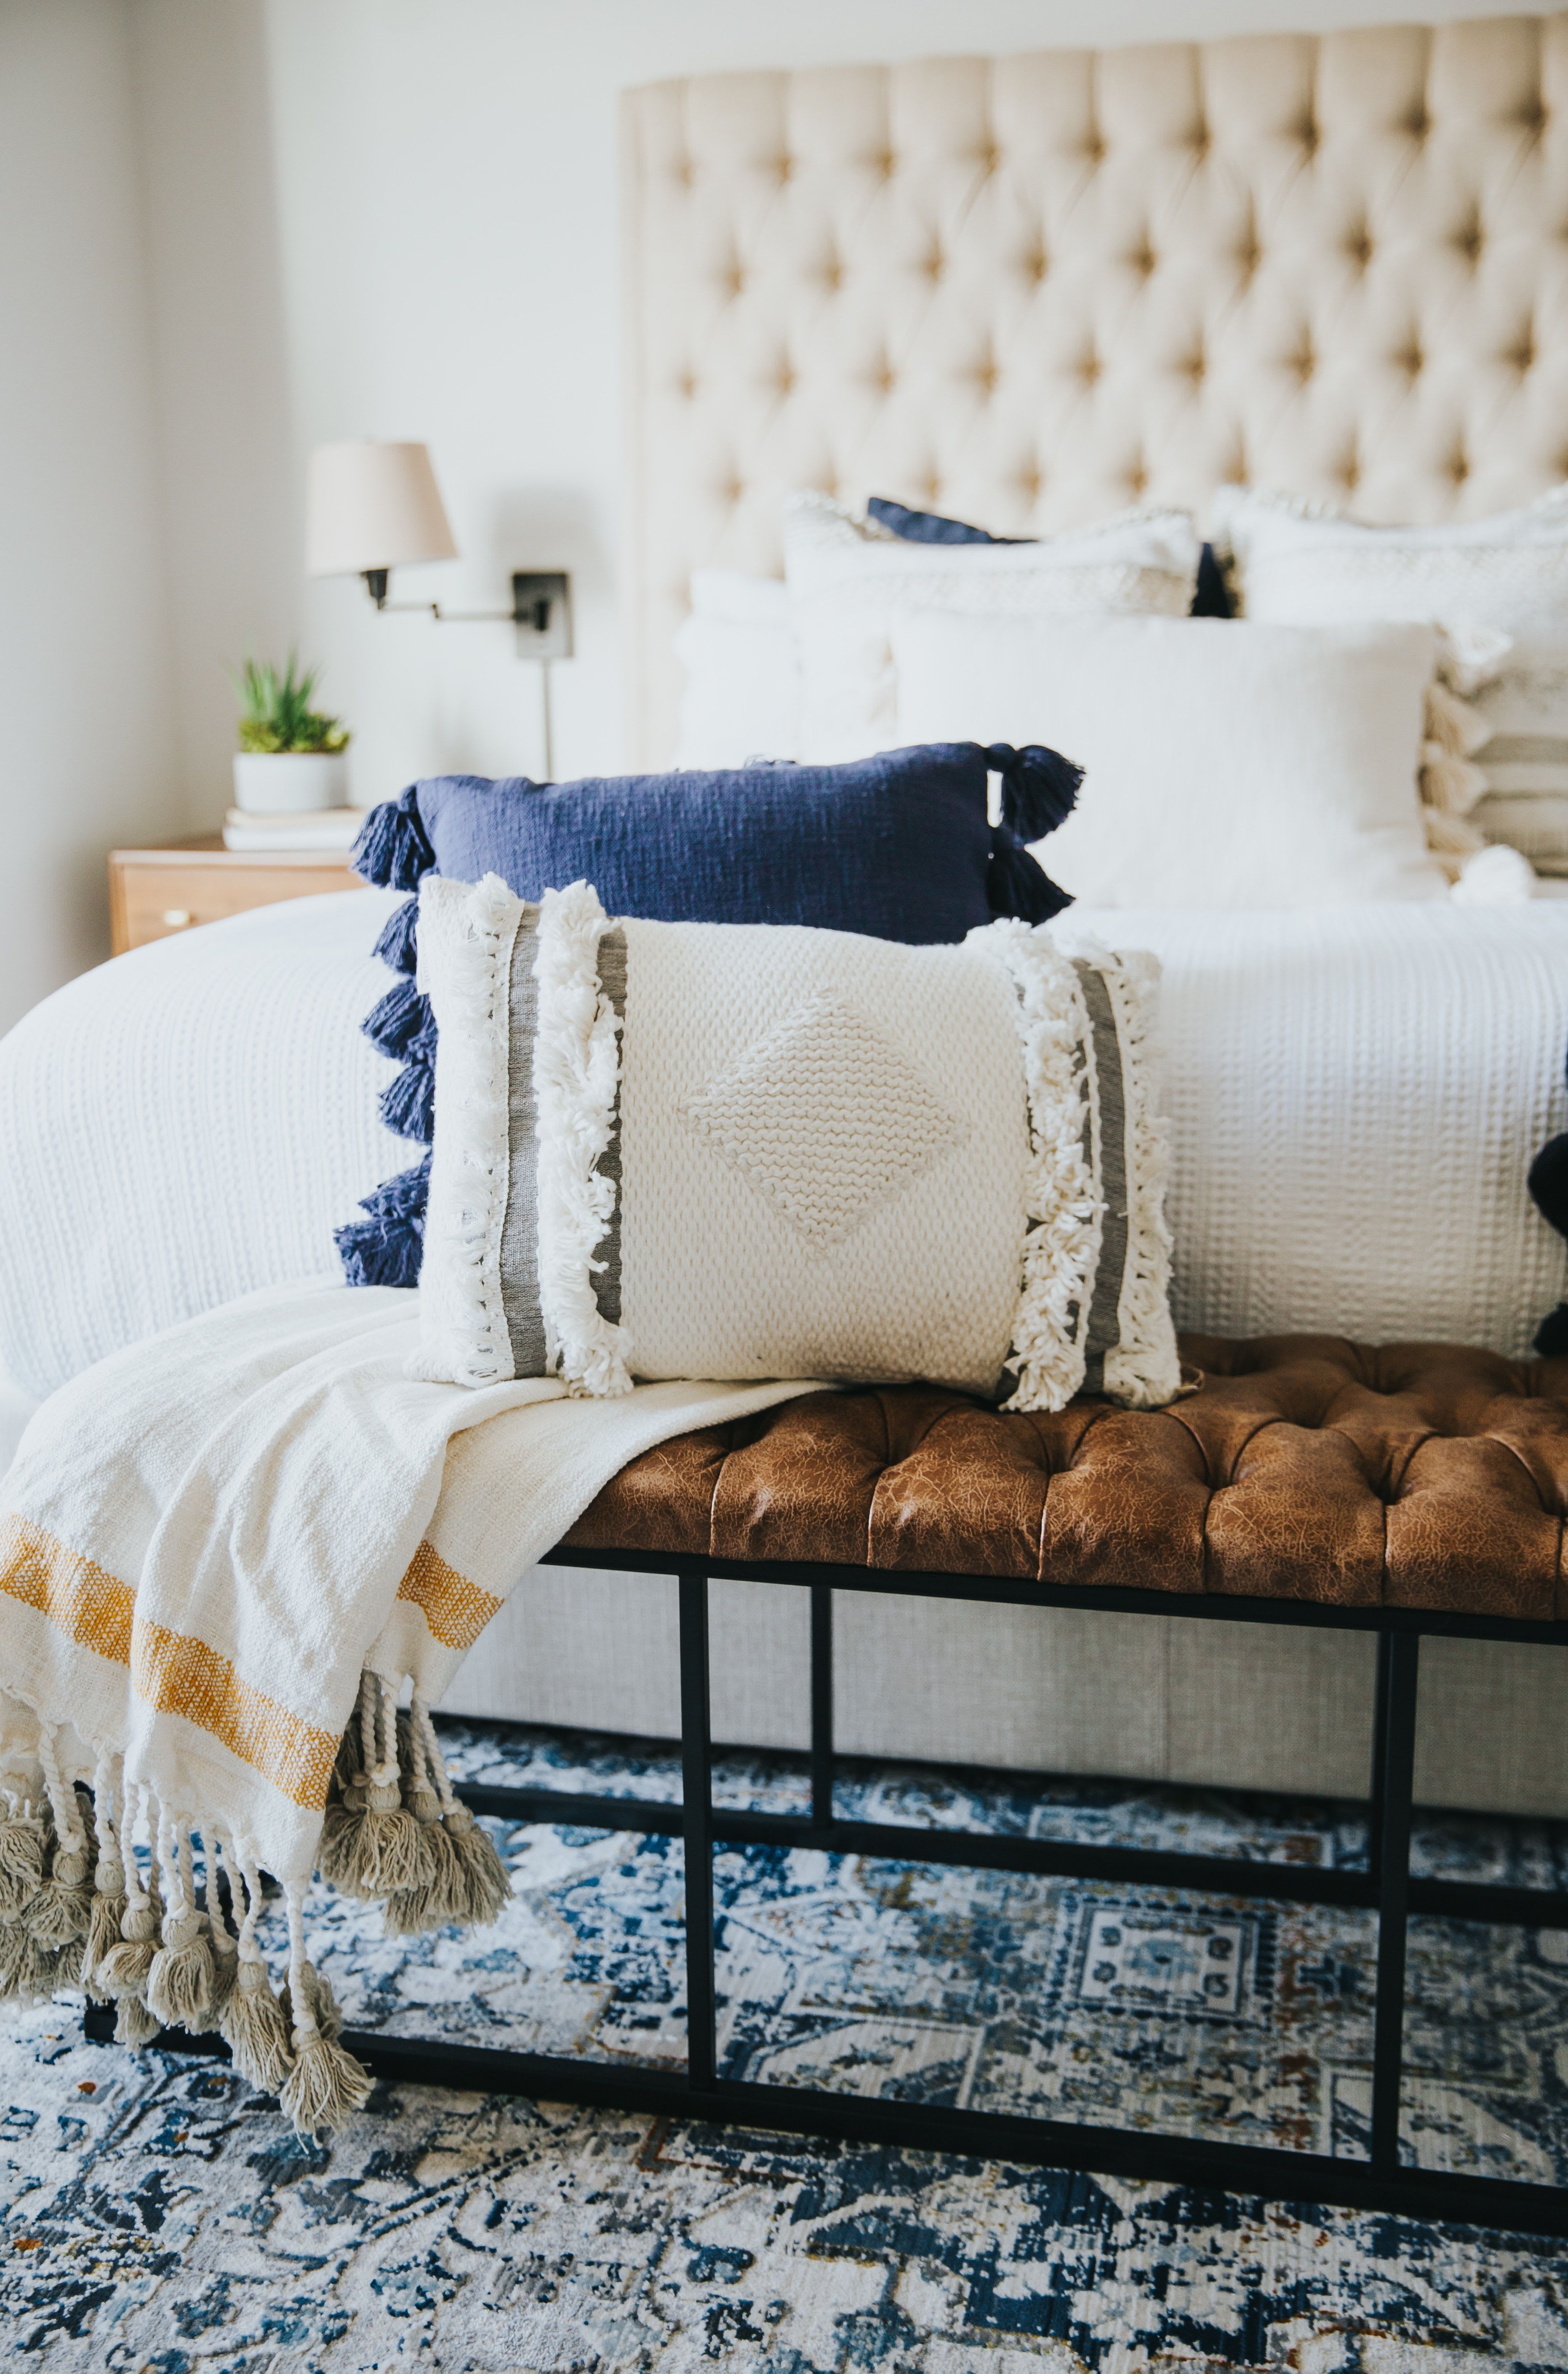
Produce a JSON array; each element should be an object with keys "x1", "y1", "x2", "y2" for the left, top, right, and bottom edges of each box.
[
  {"x1": 1529, "y1": 1131, "x2": 1568, "y2": 1241},
  {"x1": 341, "y1": 835, "x2": 436, "y2": 1277},
  {"x1": 362, "y1": 977, "x2": 434, "y2": 1063},
  {"x1": 334, "y1": 1155, "x2": 430, "y2": 1289},
  {"x1": 988, "y1": 825, "x2": 1073, "y2": 925},
  {"x1": 1536, "y1": 1301, "x2": 1568, "y2": 1357},
  {"x1": 985, "y1": 743, "x2": 1083, "y2": 843},
  {"x1": 380, "y1": 1055, "x2": 435, "y2": 1144},
  {"x1": 352, "y1": 787, "x2": 436, "y2": 890},
  {"x1": 373, "y1": 895, "x2": 420, "y2": 975},
  {"x1": 1528, "y1": 1132, "x2": 1568, "y2": 1351}
]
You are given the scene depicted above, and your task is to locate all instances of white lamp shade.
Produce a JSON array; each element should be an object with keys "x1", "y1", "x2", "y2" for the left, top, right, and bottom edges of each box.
[{"x1": 305, "y1": 440, "x2": 459, "y2": 577}]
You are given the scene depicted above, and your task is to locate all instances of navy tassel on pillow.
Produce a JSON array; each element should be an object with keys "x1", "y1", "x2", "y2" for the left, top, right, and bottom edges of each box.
[
  {"x1": 988, "y1": 825, "x2": 1072, "y2": 925},
  {"x1": 363, "y1": 977, "x2": 434, "y2": 1063},
  {"x1": 986, "y1": 743, "x2": 1083, "y2": 844},
  {"x1": 380, "y1": 1057, "x2": 435, "y2": 1146},
  {"x1": 1529, "y1": 1132, "x2": 1568, "y2": 1241},
  {"x1": 1528, "y1": 1132, "x2": 1568, "y2": 1352},
  {"x1": 1537, "y1": 1303, "x2": 1568, "y2": 1356},
  {"x1": 373, "y1": 895, "x2": 420, "y2": 976},
  {"x1": 334, "y1": 1155, "x2": 431, "y2": 1289},
  {"x1": 351, "y1": 788, "x2": 436, "y2": 892}
]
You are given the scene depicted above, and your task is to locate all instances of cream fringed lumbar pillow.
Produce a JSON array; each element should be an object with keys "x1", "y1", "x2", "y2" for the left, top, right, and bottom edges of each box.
[{"x1": 411, "y1": 877, "x2": 1181, "y2": 1412}]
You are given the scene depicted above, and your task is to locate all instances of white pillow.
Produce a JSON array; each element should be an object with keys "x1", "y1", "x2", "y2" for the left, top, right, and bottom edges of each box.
[
  {"x1": 892, "y1": 611, "x2": 1452, "y2": 908},
  {"x1": 413, "y1": 876, "x2": 1182, "y2": 1413},
  {"x1": 671, "y1": 569, "x2": 800, "y2": 768},
  {"x1": 786, "y1": 492, "x2": 1203, "y2": 764},
  {"x1": 1216, "y1": 486, "x2": 1568, "y2": 876}
]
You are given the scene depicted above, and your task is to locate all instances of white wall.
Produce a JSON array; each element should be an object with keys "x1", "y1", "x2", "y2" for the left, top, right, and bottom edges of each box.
[
  {"x1": 129, "y1": 0, "x2": 298, "y2": 820},
  {"x1": 261, "y1": 0, "x2": 1537, "y2": 811},
  {"x1": 0, "y1": 0, "x2": 178, "y2": 1032}
]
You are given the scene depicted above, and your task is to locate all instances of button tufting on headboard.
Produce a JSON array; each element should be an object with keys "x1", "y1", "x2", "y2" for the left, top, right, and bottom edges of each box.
[{"x1": 623, "y1": 14, "x2": 1568, "y2": 761}]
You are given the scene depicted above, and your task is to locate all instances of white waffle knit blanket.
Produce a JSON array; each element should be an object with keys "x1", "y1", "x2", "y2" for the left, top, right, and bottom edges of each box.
[{"x1": 0, "y1": 1280, "x2": 817, "y2": 2128}]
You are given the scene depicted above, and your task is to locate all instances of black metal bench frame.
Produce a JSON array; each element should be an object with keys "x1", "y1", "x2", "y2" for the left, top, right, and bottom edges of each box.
[{"x1": 89, "y1": 1545, "x2": 1568, "y2": 2238}]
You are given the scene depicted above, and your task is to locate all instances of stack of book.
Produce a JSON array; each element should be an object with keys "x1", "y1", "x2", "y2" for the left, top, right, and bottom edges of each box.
[{"x1": 222, "y1": 808, "x2": 367, "y2": 854}]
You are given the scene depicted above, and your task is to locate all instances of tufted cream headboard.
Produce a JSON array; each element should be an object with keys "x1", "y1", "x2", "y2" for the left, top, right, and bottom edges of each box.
[{"x1": 622, "y1": 13, "x2": 1568, "y2": 761}]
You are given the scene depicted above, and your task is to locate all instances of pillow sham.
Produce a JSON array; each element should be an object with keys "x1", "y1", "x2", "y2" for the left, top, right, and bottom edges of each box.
[
  {"x1": 412, "y1": 876, "x2": 1181, "y2": 1414},
  {"x1": 340, "y1": 741, "x2": 1080, "y2": 1286},
  {"x1": 786, "y1": 491, "x2": 1204, "y2": 762},
  {"x1": 1215, "y1": 486, "x2": 1568, "y2": 875},
  {"x1": 868, "y1": 495, "x2": 1235, "y2": 617},
  {"x1": 671, "y1": 569, "x2": 801, "y2": 768},
  {"x1": 893, "y1": 611, "x2": 1455, "y2": 907}
]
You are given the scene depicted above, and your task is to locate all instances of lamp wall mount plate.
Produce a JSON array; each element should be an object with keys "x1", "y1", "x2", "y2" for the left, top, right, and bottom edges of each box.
[{"x1": 510, "y1": 573, "x2": 572, "y2": 660}]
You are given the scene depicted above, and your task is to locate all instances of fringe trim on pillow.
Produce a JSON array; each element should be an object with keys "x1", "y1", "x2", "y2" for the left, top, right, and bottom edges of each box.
[
  {"x1": 0, "y1": 1669, "x2": 511, "y2": 2138},
  {"x1": 984, "y1": 919, "x2": 1099, "y2": 1414},
  {"x1": 1420, "y1": 678, "x2": 1490, "y2": 823},
  {"x1": 532, "y1": 883, "x2": 634, "y2": 1397},
  {"x1": 406, "y1": 873, "x2": 522, "y2": 1386},
  {"x1": 1087, "y1": 945, "x2": 1183, "y2": 1412}
]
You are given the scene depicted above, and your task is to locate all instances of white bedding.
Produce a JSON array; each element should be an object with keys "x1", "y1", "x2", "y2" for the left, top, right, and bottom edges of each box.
[
  {"x1": 0, "y1": 892, "x2": 1564, "y2": 1417},
  {"x1": 1064, "y1": 903, "x2": 1568, "y2": 1353},
  {"x1": 0, "y1": 889, "x2": 405, "y2": 1404}
]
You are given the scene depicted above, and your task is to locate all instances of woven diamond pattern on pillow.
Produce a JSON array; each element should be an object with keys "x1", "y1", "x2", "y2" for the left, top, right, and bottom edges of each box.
[{"x1": 411, "y1": 876, "x2": 1181, "y2": 1415}]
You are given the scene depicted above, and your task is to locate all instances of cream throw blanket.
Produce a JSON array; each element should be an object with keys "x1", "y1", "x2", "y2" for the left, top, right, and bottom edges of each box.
[{"x1": 0, "y1": 1279, "x2": 818, "y2": 2130}]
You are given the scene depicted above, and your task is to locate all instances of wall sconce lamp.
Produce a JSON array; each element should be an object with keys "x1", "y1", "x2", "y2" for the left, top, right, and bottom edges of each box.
[{"x1": 305, "y1": 439, "x2": 572, "y2": 776}]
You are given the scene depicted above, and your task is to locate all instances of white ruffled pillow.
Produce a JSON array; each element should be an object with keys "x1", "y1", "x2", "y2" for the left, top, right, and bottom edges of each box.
[{"x1": 412, "y1": 875, "x2": 1181, "y2": 1413}]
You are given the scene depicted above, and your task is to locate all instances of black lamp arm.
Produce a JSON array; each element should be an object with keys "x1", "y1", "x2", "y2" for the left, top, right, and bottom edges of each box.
[{"x1": 359, "y1": 569, "x2": 552, "y2": 629}]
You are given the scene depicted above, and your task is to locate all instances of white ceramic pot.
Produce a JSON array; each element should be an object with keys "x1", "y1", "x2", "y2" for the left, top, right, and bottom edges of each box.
[{"x1": 232, "y1": 751, "x2": 349, "y2": 814}]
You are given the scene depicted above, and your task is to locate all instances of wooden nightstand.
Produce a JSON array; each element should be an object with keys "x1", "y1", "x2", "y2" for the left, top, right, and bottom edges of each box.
[{"x1": 107, "y1": 836, "x2": 364, "y2": 955}]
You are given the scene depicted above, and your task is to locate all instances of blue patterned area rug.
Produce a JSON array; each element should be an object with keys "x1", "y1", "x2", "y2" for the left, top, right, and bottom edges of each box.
[{"x1": 4, "y1": 1720, "x2": 1568, "y2": 2371}]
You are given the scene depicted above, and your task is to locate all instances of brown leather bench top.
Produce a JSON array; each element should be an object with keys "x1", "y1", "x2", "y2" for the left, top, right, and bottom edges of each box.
[{"x1": 565, "y1": 1336, "x2": 1568, "y2": 1620}]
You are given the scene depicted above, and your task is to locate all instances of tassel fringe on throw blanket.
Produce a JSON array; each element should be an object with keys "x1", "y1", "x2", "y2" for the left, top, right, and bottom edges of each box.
[{"x1": 0, "y1": 1281, "x2": 819, "y2": 2130}]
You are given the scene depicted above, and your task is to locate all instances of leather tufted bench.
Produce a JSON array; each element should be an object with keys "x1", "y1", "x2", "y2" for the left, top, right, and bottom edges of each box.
[
  {"x1": 568, "y1": 1335, "x2": 1568, "y2": 1623},
  {"x1": 354, "y1": 1333, "x2": 1568, "y2": 2232}
]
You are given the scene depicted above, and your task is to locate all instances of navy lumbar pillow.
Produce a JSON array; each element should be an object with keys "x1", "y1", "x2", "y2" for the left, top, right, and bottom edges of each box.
[
  {"x1": 867, "y1": 495, "x2": 1031, "y2": 547},
  {"x1": 339, "y1": 740, "x2": 1079, "y2": 1287},
  {"x1": 867, "y1": 494, "x2": 1234, "y2": 618}
]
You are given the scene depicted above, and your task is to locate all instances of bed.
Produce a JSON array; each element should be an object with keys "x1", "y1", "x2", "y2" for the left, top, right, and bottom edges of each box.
[
  {"x1": 6, "y1": 12, "x2": 1568, "y2": 1827},
  {"x1": 513, "y1": 11, "x2": 1568, "y2": 1815}
]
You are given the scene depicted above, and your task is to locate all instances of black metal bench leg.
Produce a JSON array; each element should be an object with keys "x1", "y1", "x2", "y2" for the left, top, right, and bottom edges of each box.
[
  {"x1": 679, "y1": 1568, "x2": 717, "y2": 2091},
  {"x1": 811, "y1": 1584, "x2": 834, "y2": 1831},
  {"x1": 1370, "y1": 1631, "x2": 1420, "y2": 2176},
  {"x1": 1366, "y1": 1632, "x2": 1390, "y2": 1888}
]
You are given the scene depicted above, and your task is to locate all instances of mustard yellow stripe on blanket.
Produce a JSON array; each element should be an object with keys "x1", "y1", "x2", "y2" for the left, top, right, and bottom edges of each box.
[
  {"x1": 396, "y1": 1541, "x2": 501, "y2": 1652},
  {"x1": 0, "y1": 1511, "x2": 135, "y2": 1662},
  {"x1": 130, "y1": 1621, "x2": 338, "y2": 1810},
  {"x1": 0, "y1": 1513, "x2": 339, "y2": 1811}
]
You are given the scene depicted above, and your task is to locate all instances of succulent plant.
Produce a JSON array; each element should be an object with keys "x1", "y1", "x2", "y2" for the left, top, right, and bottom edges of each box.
[{"x1": 234, "y1": 653, "x2": 350, "y2": 754}]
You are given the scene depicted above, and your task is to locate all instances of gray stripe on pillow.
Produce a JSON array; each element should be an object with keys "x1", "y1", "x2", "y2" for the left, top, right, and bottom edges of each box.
[
  {"x1": 592, "y1": 927, "x2": 628, "y2": 1328},
  {"x1": 501, "y1": 904, "x2": 548, "y2": 1376},
  {"x1": 1075, "y1": 960, "x2": 1129, "y2": 1400}
]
